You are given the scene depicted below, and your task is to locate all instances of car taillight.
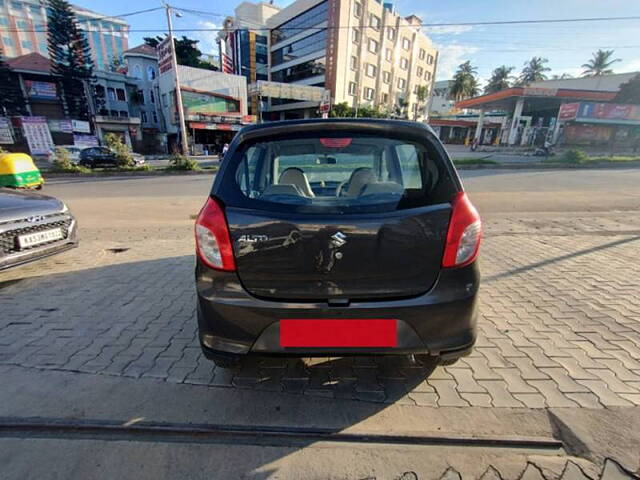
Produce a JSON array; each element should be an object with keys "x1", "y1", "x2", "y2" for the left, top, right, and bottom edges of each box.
[
  {"x1": 442, "y1": 192, "x2": 482, "y2": 268},
  {"x1": 195, "y1": 197, "x2": 236, "y2": 271}
]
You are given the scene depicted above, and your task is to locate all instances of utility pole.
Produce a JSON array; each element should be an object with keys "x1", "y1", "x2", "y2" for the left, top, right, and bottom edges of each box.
[{"x1": 164, "y1": 2, "x2": 189, "y2": 156}]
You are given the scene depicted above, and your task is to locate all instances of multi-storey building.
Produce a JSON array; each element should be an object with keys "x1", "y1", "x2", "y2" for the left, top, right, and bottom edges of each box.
[
  {"x1": 0, "y1": 0, "x2": 129, "y2": 71},
  {"x1": 261, "y1": 0, "x2": 437, "y2": 120}
]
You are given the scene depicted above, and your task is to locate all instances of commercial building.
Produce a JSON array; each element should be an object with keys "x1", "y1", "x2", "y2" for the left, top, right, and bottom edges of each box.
[
  {"x1": 124, "y1": 44, "x2": 165, "y2": 153},
  {"x1": 157, "y1": 63, "x2": 249, "y2": 154},
  {"x1": 222, "y1": 0, "x2": 438, "y2": 120},
  {"x1": 0, "y1": 0, "x2": 129, "y2": 71},
  {"x1": 455, "y1": 72, "x2": 640, "y2": 149}
]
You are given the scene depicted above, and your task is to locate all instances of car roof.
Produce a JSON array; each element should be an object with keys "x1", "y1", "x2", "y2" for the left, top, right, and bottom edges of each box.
[{"x1": 234, "y1": 118, "x2": 437, "y2": 145}]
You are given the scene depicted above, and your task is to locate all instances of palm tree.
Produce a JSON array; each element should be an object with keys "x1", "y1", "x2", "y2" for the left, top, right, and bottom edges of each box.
[
  {"x1": 517, "y1": 57, "x2": 551, "y2": 86},
  {"x1": 484, "y1": 66, "x2": 514, "y2": 94},
  {"x1": 449, "y1": 61, "x2": 479, "y2": 101},
  {"x1": 551, "y1": 73, "x2": 574, "y2": 80},
  {"x1": 581, "y1": 49, "x2": 621, "y2": 76},
  {"x1": 414, "y1": 85, "x2": 430, "y2": 120}
]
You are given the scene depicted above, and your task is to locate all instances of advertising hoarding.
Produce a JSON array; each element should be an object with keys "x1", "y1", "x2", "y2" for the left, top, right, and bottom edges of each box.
[{"x1": 21, "y1": 116, "x2": 54, "y2": 155}]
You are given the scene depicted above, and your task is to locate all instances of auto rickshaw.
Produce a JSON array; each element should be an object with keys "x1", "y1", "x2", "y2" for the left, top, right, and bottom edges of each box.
[{"x1": 0, "y1": 152, "x2": 44, "y2": 189}]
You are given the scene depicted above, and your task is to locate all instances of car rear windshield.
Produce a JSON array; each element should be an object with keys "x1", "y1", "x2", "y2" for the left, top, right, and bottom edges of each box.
[{"x1": 229, "y1": 133, "x2": 456, "y2": 214}]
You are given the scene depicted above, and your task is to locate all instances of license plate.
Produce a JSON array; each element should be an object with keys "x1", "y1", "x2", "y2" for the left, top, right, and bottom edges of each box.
[
  {"x1": 280, "y1": 319, "x2": 397, "y2": 348},
  {"x1": 18, "y1": 228, "x2": 63, "y2": 249}
]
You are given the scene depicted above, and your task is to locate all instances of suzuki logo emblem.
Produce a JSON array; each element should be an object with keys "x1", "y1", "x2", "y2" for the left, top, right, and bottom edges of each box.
[{"x1": 330, "y1": 231, "x2": 347, "y2": 248}]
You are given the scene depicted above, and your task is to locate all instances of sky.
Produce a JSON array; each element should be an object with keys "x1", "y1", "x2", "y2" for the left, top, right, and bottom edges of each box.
[{"x1": 85, "y1": 0, "x2": 640, "y2": 85}]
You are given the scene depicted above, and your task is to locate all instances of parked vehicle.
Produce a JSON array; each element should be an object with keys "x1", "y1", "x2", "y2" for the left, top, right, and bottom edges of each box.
[
  {"x1": 194, "y1": 119, "x2": 482, "y2": 368},
  {"x1": 46, "y1": 146, "x2": 83, "y2": 164},
  {"x1": 0, "y1": 153, "x2": 44, "y2": 189},
  {"x1": 0, "y1": 187, "x2": 78, "y2": 270},
  {"x1": 78, "y1": 147, "x2": 145, "y2": 168}
]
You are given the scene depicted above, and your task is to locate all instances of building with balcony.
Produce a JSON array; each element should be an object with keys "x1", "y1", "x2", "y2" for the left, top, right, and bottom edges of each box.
[
  {"x1": 0, "y1": 0, "x2": 129, "y2": 71},
  {"x1": 260, "y1": 0, "x2": 437, "y2": 120}
]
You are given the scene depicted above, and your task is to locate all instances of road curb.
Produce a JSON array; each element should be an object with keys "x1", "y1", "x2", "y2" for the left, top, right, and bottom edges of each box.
[
  {"x1": 42, "y1": 169, "x2": 216, "y2": 180},
  {"x1": 455, "y1": 161, "x2": 640, "y2": 170}
]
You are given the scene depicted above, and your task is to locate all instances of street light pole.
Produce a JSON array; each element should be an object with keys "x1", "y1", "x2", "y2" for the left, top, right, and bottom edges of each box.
[{"x1": 164, "y1": 2, "x2": 189, "y2": 156}]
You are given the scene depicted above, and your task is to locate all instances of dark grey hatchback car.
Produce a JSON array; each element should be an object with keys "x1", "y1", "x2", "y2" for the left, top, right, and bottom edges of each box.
[{"x1": 195, "y1": 119, "x2": 481, "y2": 368}]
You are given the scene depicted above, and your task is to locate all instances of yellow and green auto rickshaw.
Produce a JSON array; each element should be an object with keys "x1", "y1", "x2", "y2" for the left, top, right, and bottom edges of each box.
[{"x1": 0, "y1": 152, "x2": 44, "y2": 189}]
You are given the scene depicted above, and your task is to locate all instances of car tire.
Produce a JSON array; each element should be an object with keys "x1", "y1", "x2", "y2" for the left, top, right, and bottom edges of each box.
[{"x1": 211, "y1": 353, "x2": 241, "y2": 369}]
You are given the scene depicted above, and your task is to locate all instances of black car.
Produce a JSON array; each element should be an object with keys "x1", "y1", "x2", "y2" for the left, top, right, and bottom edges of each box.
[
  {"x1": 78, "y1": 147, "x2": 119, "y2": 168},
  {"x1": 195, "y1": 119, "x2": 481, "y2": 368},
  {"x1": 0, "y1": 188, "x2": 78, "y2": 270}
]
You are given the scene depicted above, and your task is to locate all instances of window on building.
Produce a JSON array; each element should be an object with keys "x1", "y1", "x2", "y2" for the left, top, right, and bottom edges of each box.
[
  {"x1": 107, "y1": 87, "x2": 116, "y2": 101},
  {"x1": 270, "y1": 1, "x2": 329, "y2": 44},
  {"x1": 368, "y1": 38, "x2": 379, "y2": 54},
  {"x1": 400, "y1": 57, "x2": 409, "y2": 70},
  {"x1": 353, "y1": 1, "x2": 362, "y2": 18},
  {"x1": 425, "y1": 71, "x2": 432, "y2": 81},
  {"x1": 419, "y1": 48, "x2": 425, "y2": 60},
  {"x1": 3, "y1": 37, "x2": 14, "y2": 46},
  {"x1": 119, "y1": 110, "x2": 128, "y2": 118},
  {"x1": 162, "y1": 93, "x2": 168, "y2": 107},
  {"x1": 132, "y1": 65, "x2": 142, "y2": 79},
  {"x1": 348, "y1": 82, "x2": 356, "y2": 96},
  {"x1": 138, "y1": 90, "x2": 145, "y2": 104},
  {"x1": 412, "y1": 103, "x2": 418, "y2": 113},
  {"x1": 270, "y1": 29, "x2": 327, "y2": 67},
  {"x1": 427, "y1": 54, "x2": 434, "y2": 65},
  {"x1": 385, "y1": 48, "x2": 392, "y2": 62},
  {"x1": 364, "y1": 87, "x2": 375, "y2": 100},
  {"x1": 381, "y1": 93, "x2": 388, "y2": 103},
  {"x1": 352, "y1": 28, "x2": 360, "y2": 44},
  {"x1": 0, "y1": 18, "x2": 7, "y2": 26},
  {"x1": 30, "y1": 5, "x2": 41, "y2": 15},
  {"x1": 116, "y1": 88, "x2": 126, "y2": 101},
  {"x1": 365, "y1": 63, "x2": 377, "y2": 78},
  {"x1": 152, "y1": 111, "x2": 158, "y2": 123},
  {"x1": 11, "y1": 1, "x2": 22, "y2": 10},
  {"x1": 141, "y1": 111, "x2": 148, "y2": 123},
  {"x1": 402, "y1": 37, "x2": 411, "y2": 51},
  {"x1": 382, "y1": 71, "x2": 391, "y2": 84},
  {"x1": 397, "y1": 77, "x2": 406, "y2": 89},
  {"x1": 369, "y1": 14, "x2": 381, "y2": 30},
  {"x1": 20, "y1": 40, "x2": 33, "y2": 50},
  {"x1": 147, "y1": 66, "x2": 156, "y2": 80},
  {"x1": 17, "y1": 20, "x2": 29, "y2": 29},
  {"x1": 38, "y1": 42, "x2": 47, "y2": 53},
  {"x1": 350, "y1": 55, "x2": 358, "y2": 71},
  {"x1": 417, "y1": 66, "x2": 423, "y2": 77},
  {"x1": 109, "y1": 110, "x2": 119, "y2": 117},
  {"x1": 413, "y1": 85, "x2": 419, "y2": 94},
  {"x1": 387, "y1": 28, "x2": 395, "y2": 41}
]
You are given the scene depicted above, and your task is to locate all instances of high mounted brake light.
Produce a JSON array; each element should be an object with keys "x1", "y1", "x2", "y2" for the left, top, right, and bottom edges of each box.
[
  {"x1": 320, "y1": 138, "x2": 352, "y2": 148},
  {"x1": 195, "y1": 197, "x2": 236, "y2": 271},
  {"x1": 442, "y1": 192, "x2": 482, "y2": 268}
]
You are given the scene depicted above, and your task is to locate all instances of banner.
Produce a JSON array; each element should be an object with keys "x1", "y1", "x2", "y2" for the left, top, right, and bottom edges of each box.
[
  {"x1": 48, "y1": 119, "x2": 74, "y2": 133},
  {"x1": 577, "y1": 102, "x2": 640, "y2": 121},
  {"x1": 73, "y1": 134, "x2": 99, "y2": 149},
  {"x1": 72, "y1": 119, "x2": 91, "y2": 133},
  {"x1": 24, "y1": 80, "x2": 57, "y2": 99},
  {"x1": 157, "y1": 37, "x2": 173, "y2": 75},
  {"x1": 181, "y1": 90, "x2": 240, "y2": 115},
  {"x1": 21, "y1": 117, "x2": 54, "y2": 155},
  {"x1": 558, "y1": 102, "x2": 579, "y2": 121},
  {"x1": 0, "y1": 117, "x2": 14, "y2": 144}
]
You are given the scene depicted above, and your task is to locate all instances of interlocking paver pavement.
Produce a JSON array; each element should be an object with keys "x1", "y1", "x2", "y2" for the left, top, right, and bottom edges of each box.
[{"x1": 1, "y1": 216, "x2": 640, "y2": 408}]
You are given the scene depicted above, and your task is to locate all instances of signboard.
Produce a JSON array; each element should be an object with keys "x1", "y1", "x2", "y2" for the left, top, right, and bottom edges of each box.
[
  {"x1": 558, "y1": 102, "x2": 580, "y2": 121},
  {"x1": 323, "y1": 0, "x2": 340, "y2": 96},
  {"x1": 252, "y1": 81, "x2": 325, "y2": 102},
  {"x1": 73, "y1": 134, "x2": 99, "y2": 149},
  {"x1": 189, "y1": 122, "x2": 242, "y2": 132},
  {"x1": 523, "y1": 87, "x2": 558, "y2": 97},
  {"x1": 72, "y1": 119, "x2": 91, "y2": 133},
  {"x1": 21, "y1": 116, "x2": 54, "y2": 155},
  {"x1": 157, "y1": 37, "x2": 173, "y2": 75},
  {"x1": 48, "y1": 119, "x2": 74, "y2": 133},
  {"x1": 182, "y1": 90, "x2": 240, "y2": 116},
  {"x1": 24, "y1": 80, "x2": 57, "y2": 99},
  {"x1": 0, "y1": 117, "x2": 14, "y2": 144},
  {"x1": 320, "y1": 89, "x2": 331, "y2": 118}
]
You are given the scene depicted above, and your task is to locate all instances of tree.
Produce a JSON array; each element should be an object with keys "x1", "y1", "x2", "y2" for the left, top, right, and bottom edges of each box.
[
  {"x1": 484, "y1": 66, "x2": 514, "y2": 94},
  {"x1": 551, "y1": 73, "x2": 574, "y2": 80},
  {"x1": 0, "y1": 48, "x2": 27, "y2": 116},
  {"x1": 104, "y1": 133, "x2": 134, "y2": 167},
  {"x1": 582, "y1": 49, "x2": 621, "y2": 76},
  {"x1": 415, "y1": 85, "x2": 430, "y2": 120},
  {"x1": 449, "y1": 61, "x2": 479, "y2": 101},
  {"x1": 46, "y1": 0, "x2": 95, "y2": 120},
  {"x1": 615, "y1": 73, "x2": 640, "y2": 103},
  {"x1": 517, "y1": 57, "x2": 551, "y2": 86},
  {"x1": 144, "y1": 35, "x2": 217, "y2": 71},
  {"x1": 329, "y1": 102, "x2": 387, "y2": 118}
]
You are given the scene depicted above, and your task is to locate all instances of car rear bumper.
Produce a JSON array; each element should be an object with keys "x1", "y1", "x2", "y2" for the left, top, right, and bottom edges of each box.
[{"x1": 196, "y1": 261, "x2": 479, "y2": 358}]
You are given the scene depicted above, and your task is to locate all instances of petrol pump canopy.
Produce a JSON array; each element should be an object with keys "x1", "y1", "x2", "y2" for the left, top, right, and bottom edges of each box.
[{"x1": 455, "y1": 87, "x2": 618, "y2": 112}]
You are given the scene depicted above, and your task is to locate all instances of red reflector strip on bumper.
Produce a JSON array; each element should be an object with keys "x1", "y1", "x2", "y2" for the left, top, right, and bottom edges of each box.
[{"x1": 280, "y1": 319, "x2": 397, "y2": 348}]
